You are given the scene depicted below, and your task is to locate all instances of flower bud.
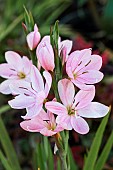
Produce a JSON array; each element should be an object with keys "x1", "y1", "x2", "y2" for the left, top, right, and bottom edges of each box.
[
  {"x1": 36, "y1": 40, "x2": 55, "y2": 71},
  {"x1": 26, "y1": 24, "x2": 41, "y2": 50}
]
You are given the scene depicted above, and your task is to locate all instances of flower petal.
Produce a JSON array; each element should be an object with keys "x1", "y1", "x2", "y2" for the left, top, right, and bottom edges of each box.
[
  {"x1": 58, "y1": 79, "x2": 75, "y2": 107},
  {"x1": 8, "y1": 94, "x2": 34, "y2": 109},
  {"x1": 71, "y1": 116, "x2": 89, "y2": 134},
  {"x1": 74, "y1": 86, "x2": 95, "y2": 109},
  {"x1": 5, "y1": 51, "x2": 23, "y2": 71},
  {"x1": 0, "y1": 64, "x2": 17, "y2": 79},
  {"x1": 31, "y1": 66, "x2": 44, "y2": 92},
  {"x1": 78, "y1": 70, "x2": 104, "y2": 84},
  {"x1": 40, "y1": 127, "x2": 57, "y2": 136},
  {"x1": 56, "y1": 115, "x2": 72, "y2": 130},
  {"x1": 78, "y1": 102, "x2": 109, "y2": 118},
  {"x1": 45, "y1": 101, "x2": 67, "y2": 115},
  {"x1": 0, "y1": 80, "x2": 12, "y2": 94},
  {"x1": 43, "y1": 71, "x2": 52, "y2": 97}
]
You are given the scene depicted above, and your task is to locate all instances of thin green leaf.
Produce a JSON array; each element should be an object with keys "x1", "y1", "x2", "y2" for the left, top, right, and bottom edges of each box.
[
  {"x1": 68, "y1": 148, "x2": 78, "y2": 170},
  {"x1": 0, "y1": 14, "x2": 23, "y2": 41},
  {"x1": 0, "y1": 150, "x2": 13, "y2": 170},
  {"x1": 0, "y1": 105, "x2": 11, "y2": 115},
  {"x1": 83, "y1": 108, "x2": 110, "y2": 170},
  {"x1": 0, "y1": 117, "x2": 21, "y2": 170},
  {"x1": 95, "y1": 131, "x2": 113, "y2": 170}
]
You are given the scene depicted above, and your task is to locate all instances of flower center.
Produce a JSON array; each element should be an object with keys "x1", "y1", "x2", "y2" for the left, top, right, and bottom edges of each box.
[
  {"x1": 67, "y1": 106, "x2": 75, "y2": 115},
  {"x1": 47, "y1": 122, "x2": 56, "y2": 131},
  {"x1": 18, "y1": 72, "x2": 26, "y2": 79}
]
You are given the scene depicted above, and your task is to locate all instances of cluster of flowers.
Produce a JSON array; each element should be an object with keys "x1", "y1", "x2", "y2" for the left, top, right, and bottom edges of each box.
[{"x1": 0, "y1": 24, "x2": 109, "y2": 136}]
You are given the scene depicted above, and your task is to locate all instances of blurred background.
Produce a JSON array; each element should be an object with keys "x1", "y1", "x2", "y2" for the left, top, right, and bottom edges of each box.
[{"x1": 0, "y1": 0, "x2": 113, "y2": 169}]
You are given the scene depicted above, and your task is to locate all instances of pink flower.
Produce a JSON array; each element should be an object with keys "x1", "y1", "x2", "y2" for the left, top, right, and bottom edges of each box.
[
  {"x1": 36, "y1": 36, "x2": 55, "y2": 71},
  {"x1": 8, "y1": 66, "x2": 52, "y2": 119},
  {"x1": 26, "y1": 24, "x2": 41, "y2": 50},
  {"x1": 0, "y1": 51, "x2": 32, "y2": 94},
  {"x1": 20, "y1": 109, "x2": 63, "y2": 136},
  {"x1": 66, "y1": 49, "x2": 104, "y2": 90},
  {"x1": 59, "y1": 40, "x2": 72, "y2": 65},
  {"x1": 45, "y1": 79, "x2": 109, "y2": 134}
]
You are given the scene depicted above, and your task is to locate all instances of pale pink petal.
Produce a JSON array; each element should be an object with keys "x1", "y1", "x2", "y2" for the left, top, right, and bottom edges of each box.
[
  {"x1": 85, "y1": 54, "x2": 102, "y2": 70},
  {"x1": 71, "y1": 116, "x2": 89, "y2": 134},
  {"x1": 22, "y1": 103, "x2": 43, "y2": 119},
  {"x1": 56, "y1": 115, "x2": 72, "y2": 130},
  {"x1": 45, "y1": 101, "x2": 67, "y2": 115},
  {"x1": 22, "y1": 56, "x2": 32, "y2": 74},
  {"x1": 38, "y1": 109, "x2": 50, "y2": 120},
  {"x1": 40, "y1": 127, "x2": 57, "y2": 136},
  {"x1": 36, "y1": 41, "x2": 55, "y2": 71},
  {"x1": 9, "y1": 81, "x2": 34, "y2": 96},
  {"x1": 58, "y1": 79, "x2": 75, "y2": 107},
  {"x1": 34, "y1": 24, "x2": 39, "y2": 31},
  {"x1": 5, "y1": 51, "x2": 23, "y2": 71},
  {"x1": 78, "y1": 102, "x2": 109, "y2": 118},
  {"x1": 43, "y1": 71, "x2": 52, "y2": 97},
  {"x1": 31, "y1": 66, "x2": 44, "y2": 92},
  {"x1": 20, "y1": 118, "x2": 45, "y2": 132},
  {"x1": 8, "y1": 94, "x2": 34, "y2": 109},
  {"x1": 0, "y1": 80, "x2": 12, "y2": 94},
  {"x1": 78, "y1": 70, "x2": 104, "y2": 84},
  {"x1": 72, "y1": 79, "x2": 94, "y2": 90},
  {"x1": 26, "y1": 31, "x2": 40, "y2": 50},
  {"x1": 74, "y1": 86, "x2": 95, "y2": 109},
  {"x1": 0, "y1": 64, "x2": 17, "y2": 79},
  {"x1": 61, "y1": 40, "x2": 72, "y2": 55}
]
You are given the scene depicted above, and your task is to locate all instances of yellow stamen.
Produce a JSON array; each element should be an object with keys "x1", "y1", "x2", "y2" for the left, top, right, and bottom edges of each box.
[{"x1": 18, "y1": 72, "x2": 26, "y2": 79}]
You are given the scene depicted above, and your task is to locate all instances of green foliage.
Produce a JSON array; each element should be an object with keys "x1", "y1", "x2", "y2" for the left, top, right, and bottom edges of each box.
[
  {"x1": 0, "y1": 116, "x2": 21, "y2": 170},
  {"x1": 83, "y1": 107, "x2": 111, "y2": 170}
]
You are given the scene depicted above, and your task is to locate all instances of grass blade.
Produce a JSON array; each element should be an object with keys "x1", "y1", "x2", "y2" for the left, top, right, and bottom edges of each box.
[
  {"x1": 83, "y1": 107, "x2": 110, "y2": 170},
  {"x1": 95, "y1": 131, "x2": 113, "y2": 170},
  {"x1": 0, "y1": 150, "x2": 13, "y2": 170},
  {"x1": 0, "y1": 105, "x2": 11, "y2": 115},
  {"x1": 0, "y1": 117, "x2": 21, "y2": 170}
]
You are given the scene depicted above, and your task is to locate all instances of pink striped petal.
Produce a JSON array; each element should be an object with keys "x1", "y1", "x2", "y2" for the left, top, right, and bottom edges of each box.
[
  {"x1": 72, "y1": 79, "x2": 94, "y2": 90},
  {"x1": 5, "y1": 51, "x2": 23, "y2": 71},
  {"x1": 74, "y1": 86, "x2": 95, "y2": 109},
  {"x1": 40, "y1": 127, "x2": 57, "y2": 136},
  {"x1": 22, "y1": 56, "x2": 32, "y2": 74},
  {"x1": 79, "y1": 70, "x2": 104, "y2": 84},
  {"x1": 43, "y1": 71, "x2": 52, "y2": 97},
  {"x1": 78, "y1": 102, "x2": 109, "y2": 118},
  {"x1": 58, "y1": 79, "x2": 75, "y2": 107},
  {"x1": 8, "y1": 94, "x2": 34, "y2": 109},
  {"x1": 0, "y1": 80, "x2": 12, "y2": 94},
  {"x1": 0, "y1": 64, "x2": 17, "y2": 78},
  {"x1": 45, "y1": 101, "x2": 67, "y2": 115},
  {"x1": 20, "y1": 118, "x2": 45, "y2": 132},
  {"x1": 31, "y1": 66, "x2": 44, "y2": 92},
  {"x1": 71, "y1": 116, "x2": 89, "y2": 134},
  {"x1": 56, "y1": 115, "x2": 72, "y2": 130}
]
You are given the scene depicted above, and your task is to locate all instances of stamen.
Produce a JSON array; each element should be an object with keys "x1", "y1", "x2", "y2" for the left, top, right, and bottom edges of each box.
[
  {"x1": 85, "y1": 60, "x2": 91, "y2": 67},
  {"x1": 18, "y1": 72, "x2": 26, "y2": 79}
]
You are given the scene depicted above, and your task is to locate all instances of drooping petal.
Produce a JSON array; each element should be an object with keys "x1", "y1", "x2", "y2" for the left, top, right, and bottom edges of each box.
[
  {"x1": 58, "y1": 79, "x2": 75, "y2": 107},
  {"x1": 31, "y1": 66, "x2": 44, "y2": 92},
  {"x1": 8, "y1": 94, "x2": 34, "y2": 109},
  {"x1": 0, "y1": 80, "x2": 12, "y2": 94},
  {"x1": 43, "y1": 71, "x2": 52, "y2": 97},
  {"x1": 71, "y1": 116, "x2": 89, "y2": 134},
  {"x1": 74, "y1": 86, "x2": 95, "y2": 109},
  {"x1": 45, "y1": 101, "x2": 67, "y2": 115},
  {"x1": 78, "y1": 102, "x2": 109, "y2": 118},
  {"x1": 5, "y1": 51, "x2": 23, "y2": 71},
  {"x1": 56, "y1": 115, "x2": 72, "y2": 130}
]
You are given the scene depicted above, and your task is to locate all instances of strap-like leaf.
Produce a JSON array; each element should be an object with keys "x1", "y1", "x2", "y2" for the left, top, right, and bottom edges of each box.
[{"x1": 83, "y1": 107, "x2": 111, "y2": 170}]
